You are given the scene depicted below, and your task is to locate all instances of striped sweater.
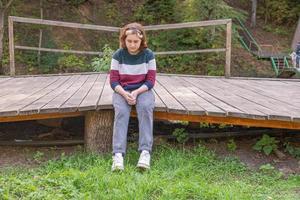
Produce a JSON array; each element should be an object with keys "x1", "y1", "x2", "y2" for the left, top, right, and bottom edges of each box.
[{"x1": 109, "y1": 48, "x2": 156, "y2": 91}]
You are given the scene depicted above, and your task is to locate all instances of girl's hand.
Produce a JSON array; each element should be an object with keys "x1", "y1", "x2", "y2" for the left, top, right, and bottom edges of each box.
[
  {"x1": 124, "y1": 92, "x2": 136, "y2": 105},
  {"x1": 131, "y1": 90, "x2": 139, "y2": 100}
]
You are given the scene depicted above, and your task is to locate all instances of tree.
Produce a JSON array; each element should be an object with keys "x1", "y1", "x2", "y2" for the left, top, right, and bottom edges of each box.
[
  {"x1": 251, "y1": 0, "x2": 257, "y2": 27},
  {"x1": 0, "y1": 0, "x2": 14, "y2": 74},
  {"x1": 292, "y1": 16, "x2": 300, "y2": 50}
]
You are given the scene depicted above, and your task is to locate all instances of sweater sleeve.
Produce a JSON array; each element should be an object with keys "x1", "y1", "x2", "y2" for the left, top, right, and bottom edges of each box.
[
  {"x1": 109, "y1": 50, "x2": 121, "y2": 90},
  {"x1": 144, "y1": 50, "x2": 156, "y2": 90}
]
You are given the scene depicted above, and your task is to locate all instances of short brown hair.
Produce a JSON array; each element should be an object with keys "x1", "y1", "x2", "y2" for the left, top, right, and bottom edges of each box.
[{"x1": 119, "y1": 22, "x2": 148, "y2": 51}]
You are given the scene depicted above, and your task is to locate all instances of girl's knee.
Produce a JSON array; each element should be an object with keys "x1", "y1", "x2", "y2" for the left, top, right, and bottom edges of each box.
[
  {"x1": 137, "y1": 102, "x2": 154, "y2": 112},
  {"x1": 114, "y1": 106, "x2": 130, "y2": 117}
]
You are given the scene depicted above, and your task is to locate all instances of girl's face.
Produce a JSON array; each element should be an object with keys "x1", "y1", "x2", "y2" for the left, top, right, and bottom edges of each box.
[{"x1": 125, "y1": 34, "x2": 142, "y2": 55}]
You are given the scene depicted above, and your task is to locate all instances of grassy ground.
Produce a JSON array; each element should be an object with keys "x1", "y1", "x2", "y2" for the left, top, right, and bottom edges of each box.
[{"x1": 0, "y1": 143, "x2": 299, "y2": 200}]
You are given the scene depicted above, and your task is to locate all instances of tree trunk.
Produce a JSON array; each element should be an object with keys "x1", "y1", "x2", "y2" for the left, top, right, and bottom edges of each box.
[
  {"x1": 292, "y1": 17, "x2": 300, "y2": 51},
  {"x1": 251, "y1": 0, "x2": 257, "y2": 28},
  {"x1": 85, "y1": 110, "x2": 114, "y2": 154},
  {"x1": 0, "y1": 9, "x2": 4, "y2": 74}
]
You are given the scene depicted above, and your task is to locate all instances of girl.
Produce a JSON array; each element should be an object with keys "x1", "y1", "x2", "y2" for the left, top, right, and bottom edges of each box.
[{"x1": 109, "y1": 22, "x2": 156, "y2": 171}]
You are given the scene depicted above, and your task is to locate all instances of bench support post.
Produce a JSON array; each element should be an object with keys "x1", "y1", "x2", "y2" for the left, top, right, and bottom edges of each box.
[{"x1": 85, "y1": 110, "x2": 114, "y2": 153}]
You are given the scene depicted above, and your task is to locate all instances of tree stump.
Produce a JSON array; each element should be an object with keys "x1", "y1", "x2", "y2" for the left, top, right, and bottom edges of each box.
[{"x1": 85, "y1": 110, "x2": 114, "y2": 153}]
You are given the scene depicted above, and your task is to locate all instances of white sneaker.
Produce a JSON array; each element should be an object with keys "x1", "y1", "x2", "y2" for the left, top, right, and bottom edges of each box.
[
  {"x1": 112, "y1": 153, "x2": 124, "y2": 171},
  {"x1": 137, "y1": 150, "x2": 151, "y2": 170}
]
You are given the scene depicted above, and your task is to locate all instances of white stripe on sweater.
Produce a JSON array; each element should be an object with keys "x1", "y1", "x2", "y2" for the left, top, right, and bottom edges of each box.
[
  {"x1": 110, "y1": 58, "x2": 119, "y2": 70},
  {"x1": 148, "y1": 59, "x2": 156, "y2": 70},
  {"x1": 111, "y1": 59, "x2": 156, "y2": 75},
  {"x1": 119, "y1": 63, "x2": 148, "y2": 75}
]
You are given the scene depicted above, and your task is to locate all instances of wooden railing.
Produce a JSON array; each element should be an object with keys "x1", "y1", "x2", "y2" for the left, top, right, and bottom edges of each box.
[{"x1": 8, "y1": 16, "x2": 232, "y2": 77}]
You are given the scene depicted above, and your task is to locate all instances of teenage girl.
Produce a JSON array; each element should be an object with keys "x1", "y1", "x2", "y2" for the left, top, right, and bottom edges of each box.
[{"x1": 109, "y1": 22, "x2": 156, "y2": 171}]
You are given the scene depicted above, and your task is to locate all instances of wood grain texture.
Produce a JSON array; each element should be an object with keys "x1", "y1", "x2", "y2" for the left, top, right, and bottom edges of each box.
[{"x1": 0, "y1": 73, "x2": 299, "y2": 130}]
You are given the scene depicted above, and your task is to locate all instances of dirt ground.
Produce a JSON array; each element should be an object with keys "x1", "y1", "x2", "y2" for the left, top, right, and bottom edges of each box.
[{"x1": 0, "y1": 118, "x2": 299, "y2": 176}]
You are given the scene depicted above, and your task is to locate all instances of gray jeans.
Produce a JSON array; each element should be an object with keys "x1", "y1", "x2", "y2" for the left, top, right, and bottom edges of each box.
[{"x1": 112, "y1": 90, "x2": 155, "y2": 155}]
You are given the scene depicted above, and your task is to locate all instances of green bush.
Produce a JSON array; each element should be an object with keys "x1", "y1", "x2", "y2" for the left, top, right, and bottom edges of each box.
[
  {"x1": 253, "y1": 134, "x2": 279, "y2": 155},
  {"x1": 91, "y1": 44, "x2": 114, "y2": 72},
  {"x1": 172, "y1": 128, "x2": 189, "y2": 144},
  {"x1": 227, "y1": 139, "x2": 237, "y2": 152},
  {"x1": 57, "y1": 54, "x2": 87, "y2": 73}
]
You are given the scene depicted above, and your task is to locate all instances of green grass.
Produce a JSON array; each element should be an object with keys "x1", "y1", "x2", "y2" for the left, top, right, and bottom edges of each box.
[{"x1": 0, "y1": 144, "x2": 299, "y2": 200}]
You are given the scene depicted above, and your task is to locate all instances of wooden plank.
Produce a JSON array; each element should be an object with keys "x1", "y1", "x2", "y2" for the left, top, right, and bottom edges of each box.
[
  {"x1": 0, "y1": 77, "x2": 57, "y2": 113},
  {"x1": 208, "y1": 78, "x2": 295, "y2": 121},
  {"x1": 19, "y1": 75, "x2": 78, "y2": 115},
  {"x1": 0, "y1": 78, "x2": 30, "y2": 97},
  {"x1": 157, "y1": 76, "x2": 206, "y2": 115},
  {"x1": 152, "y1": 111, "x2": 300, "y2": 130},
  {"x1": 180, "y1": 77, "x2": 242, "y2": 116},
  {"x1": 248, "y1": 80, "x2": 300, "y2": 106},
  {"x1": 40, "y1": 75, "x2": 89, "y2": 113},
  {"x1": 0, "y1": 77, "x2": 52, "y2": 98},
  {"x1": 228, "y1": 79, "x2": 300, "y2": 107},
  {"x1": 97, "y1": 75, "x2": 114, "y2": 109},
  {"x1": 0, "y1": 111, "x2": 82, "y2": 123},
  {"x1": 0, "y1": 76, "x2": 68, "y2": 116},
  {"x1": 152, "y1": 88, "x2": 167, "y2": 112},
  {"x1": 184, "y1": 77, "x2": 269, "y2": 119},
  {"x1": 153, "y1": 78, "x2": 186, "y2": 114},
  {"x1": 144, "y1": 19, "x2": 231, "y2": 30},
  {"x1": 0, "y1": 78, "x2": 12, "y2": 84},
  {"x1": 16, "y1": 45, "x2": 102, "y2": 56},
  {"x1": 11, "y1": 16, "x2": 120, "y2": 32},
  {"x1": 224, "y1": 79, "x2": 300, "y2": 112},
  {"x1": 281, "y1": 81, "x2": 300, "y2": 87},
  {"x1": 60, "y1": 74, "x2": 98, "y2": 112},
  {"x1": 79, "y1": 74, "x2": 107, "y2": 111},
  {"x1": 155, "y1": 48, "x2": 226, "y2": 55},
  {"x1": 214, "y1": 79, "x2": 296, "y2": 121},
  {"x1": 173, "y1": 76, "x2": 226, "y2": 116}
]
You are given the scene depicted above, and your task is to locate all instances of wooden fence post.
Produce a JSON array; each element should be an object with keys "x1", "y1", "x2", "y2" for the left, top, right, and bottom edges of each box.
[
  {"x1": 85, "y1": 110, "x2": 114, "y2": 153},
  {"x1": 8, "y1": 16, "x2": 15, "y2": 76},
  {"x1": 225, "y1": 20, "x2": 232, "y2": 78}
]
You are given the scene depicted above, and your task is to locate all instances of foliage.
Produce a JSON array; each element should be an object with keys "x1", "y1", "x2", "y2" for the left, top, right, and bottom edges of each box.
[
  {"x1": 258, "y1": 0, "x2": 300, "y2": 25},
  {"x1": 65, "y1": 0, "x2": 87, "y2": 7},
  {"x1": 33, "y1": 151, "x2": 44, "y2": 163},
  {"x1": 39, "y1": 32, "x2": 62, "y2": 73},
  {"x1": 57, "y1": 54, "x2": 87, "y2": 73},
  {"x1": 253, "y1": 134, "x2": 279, "y2": 155},
  {"x1": 0, "y1": 145, "x2": 299, "y2": 199},
  {"x1": 259, "y1": 163, "x2": 275, "y2": 172},
  {"x1": 227, "y1": 139, "x2": 237, "y2": 152},
  {"x1": 134, "y1": 0, "x2": 245, "y2": 75},
  {"x1": 172, "y1": 128, "x2": 189, "y2": 144},
  {"x1": 183, "y1": 0, "x2": 247, "y2": 21},
  {"x1": 284, "y1": 142, "x2": 300, "y2": 159},
  {"x1": 259, "y1": 163, "x2": 284, "y2": 178},
  {"x1": 262, "y1": 24, "x2": 289, "y2": 36},
  {"x1": 134, "y1": 0, "x2": 179, "y2": 24},
  {"x1": 91, "y1": 44, "x2": 114, "y2": 72},
  {"x1": 199, "y1": 122, "x2": 210, "y2": 128}
]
